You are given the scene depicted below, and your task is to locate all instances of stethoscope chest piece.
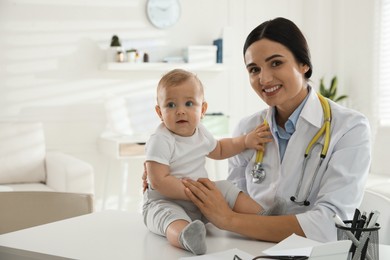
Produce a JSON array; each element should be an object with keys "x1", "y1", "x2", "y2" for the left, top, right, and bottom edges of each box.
[{"x1": 251, "y1": 162, "x2": 266, "y2": 183}]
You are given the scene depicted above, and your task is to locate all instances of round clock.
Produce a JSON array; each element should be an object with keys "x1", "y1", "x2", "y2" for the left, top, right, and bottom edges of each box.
[{"x1": 146, "y1": 0, "x2": 181, "y2": 29}]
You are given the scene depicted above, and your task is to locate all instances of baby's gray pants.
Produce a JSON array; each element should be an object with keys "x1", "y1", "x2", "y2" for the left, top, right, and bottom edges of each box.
[{"x1": 142, "y1": 180, "x2": 241, "y2": 237}]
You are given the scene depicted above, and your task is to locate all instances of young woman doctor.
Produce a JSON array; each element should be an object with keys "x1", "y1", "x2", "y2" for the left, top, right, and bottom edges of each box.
[{"x1": 182, "y1": 17, "x2": 371, "y2": 243}]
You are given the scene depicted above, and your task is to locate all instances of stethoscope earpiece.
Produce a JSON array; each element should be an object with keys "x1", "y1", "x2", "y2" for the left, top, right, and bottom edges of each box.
[{"x1": 290, "y1": 196, "x2": 310, "y2": 206}]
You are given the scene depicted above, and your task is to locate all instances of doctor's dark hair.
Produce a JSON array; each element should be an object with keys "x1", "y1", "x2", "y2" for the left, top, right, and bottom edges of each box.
[{"x1": 243, "y1": 17, "x2": 313, "y2": 79}]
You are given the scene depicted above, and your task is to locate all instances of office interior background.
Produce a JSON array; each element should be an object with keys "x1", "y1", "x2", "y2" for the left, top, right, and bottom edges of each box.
[{"x1": 0, "y1": 0, "x2": 388, "y2": 210}]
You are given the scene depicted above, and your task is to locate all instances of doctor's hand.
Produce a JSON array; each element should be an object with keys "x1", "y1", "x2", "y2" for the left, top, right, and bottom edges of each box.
[
  {"x1": 245, "y1": 123, "x2": 273, "y2": 151},
  {"x1": 182, "y1": 178, "x2": 235, "y2": 230}
]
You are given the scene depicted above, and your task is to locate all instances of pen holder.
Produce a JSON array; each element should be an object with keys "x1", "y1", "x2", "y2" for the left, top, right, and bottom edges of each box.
[{"x1": 336, "y1": 220, "x2": 380, "y2": 260}]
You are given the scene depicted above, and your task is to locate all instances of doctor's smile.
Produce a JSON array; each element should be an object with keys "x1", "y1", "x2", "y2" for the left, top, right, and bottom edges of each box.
[{"x1": 263, "y1": 85, "x2": 282, "y2": 94}]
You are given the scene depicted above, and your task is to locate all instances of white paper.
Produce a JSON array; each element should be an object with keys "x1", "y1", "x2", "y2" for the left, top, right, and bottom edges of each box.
[
  {"x1": 263, "y1": 233, "x2": 352, "y2": 260},
  {"x1": 262, "y1": 233, "x2": 322, "y2": 256},
  {"x1": 310, "y1": 240, "x2": 351, "y2": 260},
  {"x1": 179, "y1": 248, "x2": 254, "y2": 260},
  {"x1": 179, "y1": 234, "x2": 352, "y2": 260}
]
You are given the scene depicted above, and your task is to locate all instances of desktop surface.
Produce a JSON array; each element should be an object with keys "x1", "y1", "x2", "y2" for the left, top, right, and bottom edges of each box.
[
  {"x1": 1, "y1": 210, "x2": 389, "y2": 260},
  {"x1": 0, "y1": 210, "x2": 274, "y2": 260}
]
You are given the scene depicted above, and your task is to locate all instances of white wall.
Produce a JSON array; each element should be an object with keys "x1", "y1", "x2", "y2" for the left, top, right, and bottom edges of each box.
[{"x1": 0, "y1": 0, "x2": 379, "y2": 204}]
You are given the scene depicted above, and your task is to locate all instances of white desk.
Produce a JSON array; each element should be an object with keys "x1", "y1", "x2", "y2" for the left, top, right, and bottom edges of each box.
[
  {"x1": 98, "y1": 134, "x2": 146, "y2": 210},
  {"x1": 1, "y1": 210, "x2": 389, "y2": 260},
  {"x1": 0, "y1": 210, "x2": 274, "y2": 260}
]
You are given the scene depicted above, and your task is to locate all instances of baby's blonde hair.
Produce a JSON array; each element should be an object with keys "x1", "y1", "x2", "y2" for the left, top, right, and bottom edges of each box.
[{"x1": 157, "y1": 69, "x2": 204, "y2": 102}]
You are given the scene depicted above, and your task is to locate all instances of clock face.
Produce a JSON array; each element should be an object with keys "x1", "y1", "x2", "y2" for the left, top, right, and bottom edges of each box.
[{"x1": 146, "y1": 0, "x2": 181, "y2": 29}]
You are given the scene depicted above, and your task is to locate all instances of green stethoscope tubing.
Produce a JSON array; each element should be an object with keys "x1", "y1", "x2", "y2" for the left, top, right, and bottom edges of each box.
[{"x1": 251, "y1": 93, "x2": 332, "y2": 206}]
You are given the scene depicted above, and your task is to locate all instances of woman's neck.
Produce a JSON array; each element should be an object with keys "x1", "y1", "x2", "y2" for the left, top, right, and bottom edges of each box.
[{"x1": 275, "y1": 86, "x2": 309, "y2": 127}]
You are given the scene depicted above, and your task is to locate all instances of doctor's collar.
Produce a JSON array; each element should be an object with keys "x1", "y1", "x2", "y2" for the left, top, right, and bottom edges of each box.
[{"x1": 271, "y1": 86, "x2": 311, "y2": 133}]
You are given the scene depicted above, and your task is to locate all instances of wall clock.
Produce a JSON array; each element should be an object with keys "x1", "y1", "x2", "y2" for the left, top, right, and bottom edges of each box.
[{"x1": 146, "y1": 0, "x2": 181, "y2": 29}]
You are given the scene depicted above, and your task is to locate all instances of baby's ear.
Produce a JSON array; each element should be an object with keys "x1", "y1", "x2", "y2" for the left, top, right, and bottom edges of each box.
[
  {"x1": 155, "y1": 105, "x2": 163, "y2": 120},
  {"x1": 201, "y1": 102, "x2": 208, "y2": 118}
]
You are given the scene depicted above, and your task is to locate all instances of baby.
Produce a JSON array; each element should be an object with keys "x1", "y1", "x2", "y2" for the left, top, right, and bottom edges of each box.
[{"x1": 142, "y1": 69, "x2": 278, "y2": 255}]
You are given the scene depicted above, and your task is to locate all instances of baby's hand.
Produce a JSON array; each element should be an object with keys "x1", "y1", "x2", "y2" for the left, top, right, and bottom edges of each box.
[{"x1": 244, "y1": 122, "x2": 273, "y2": 150}]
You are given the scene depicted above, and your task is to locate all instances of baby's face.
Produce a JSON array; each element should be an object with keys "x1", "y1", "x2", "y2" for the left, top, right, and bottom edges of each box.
[{"x1": 156, "y1": 78, "x2": 206, "y2": 137}]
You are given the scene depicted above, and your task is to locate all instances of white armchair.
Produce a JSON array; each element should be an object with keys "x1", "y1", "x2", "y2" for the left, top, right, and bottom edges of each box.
[
  {"x1": 0, "y1": 121, "x2": 94, "y2": 194},
  {"x1": 363, "y1": 126, "x2": 390, "y2": 245},
  {"x1": 366, "y1": 126, "x2": 390, "y2": 188},
  {"x1": 360, "y1": 189, "x2": 390, "y2": 245}
]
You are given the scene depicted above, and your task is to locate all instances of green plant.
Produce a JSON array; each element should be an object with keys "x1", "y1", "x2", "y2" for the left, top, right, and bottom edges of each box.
[{"x1": 319, "y1": 76, "x2": 348, "y2": 103}]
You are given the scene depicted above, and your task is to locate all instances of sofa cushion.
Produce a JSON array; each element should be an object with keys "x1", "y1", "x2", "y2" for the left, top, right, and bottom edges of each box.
[
  {"x1": 0, "y1": 122, "x2": 46, "y2": 184},
  {"x1": 5, "y1": 183, "x2": 53, "y2": 191},
  {"x1": 0, "y1": 185, "x2": 13, "y2": 191}
]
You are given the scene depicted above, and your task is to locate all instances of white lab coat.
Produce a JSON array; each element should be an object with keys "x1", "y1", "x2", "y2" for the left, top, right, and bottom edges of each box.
[{"x1": 228, "y1": 89, "x2": 371, "y2": 242}]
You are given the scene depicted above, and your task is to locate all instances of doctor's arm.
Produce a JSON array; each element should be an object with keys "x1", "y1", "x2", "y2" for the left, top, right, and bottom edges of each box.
[
  {"x1": 296, "y1": 116, "x2": 371, "y2": 242},
  {"x1": 182, "y1": 178, "x2": 305, "y2": 242}
]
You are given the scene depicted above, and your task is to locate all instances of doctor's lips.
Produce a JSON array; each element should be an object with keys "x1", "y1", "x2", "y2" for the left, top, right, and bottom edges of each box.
[{"x1": 263, "y1": 85, "x2": 282, "y2": 94}]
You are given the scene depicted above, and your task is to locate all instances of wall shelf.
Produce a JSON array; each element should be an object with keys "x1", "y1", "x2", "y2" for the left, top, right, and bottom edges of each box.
[{"x1": 101, "y1": 62, "x2": 226, "y2": 72}]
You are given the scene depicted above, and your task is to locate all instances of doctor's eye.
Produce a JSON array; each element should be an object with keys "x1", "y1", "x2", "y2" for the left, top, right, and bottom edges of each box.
[
  {"x1": 248, "y1": 66, "x2": 260, "y2": 74},
  {"x1": 166, "y1": 102, "x2": 176, "y2": 108},
  {"x1": 185, "y1": 101, "x2": 194, "y2": 107},
  {"x1": 271, "y1": 60, "x2": 283, "y2": 67}
]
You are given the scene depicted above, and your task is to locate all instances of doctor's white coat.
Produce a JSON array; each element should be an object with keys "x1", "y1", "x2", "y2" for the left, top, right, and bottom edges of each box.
[{"x1": 228, "y1": 89, "x2": 371, "y2": 242}]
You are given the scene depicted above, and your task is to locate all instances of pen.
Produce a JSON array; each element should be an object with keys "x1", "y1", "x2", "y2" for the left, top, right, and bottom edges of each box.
[
  {"x1": 333, "y1": 214, "x2": 360, "y2": 246},
  {"x1": 351, "y1": 209, "x2": 360, "y2": 231},
  {"x1": 351, "y1": 217, "x2": 365, "y2": 254},
  {"x1": 352, "y1": 211, "x2": 380, "y2": 260},
  {"x1": 366, "y1": 210, "x2": 380, "y2": 228}
]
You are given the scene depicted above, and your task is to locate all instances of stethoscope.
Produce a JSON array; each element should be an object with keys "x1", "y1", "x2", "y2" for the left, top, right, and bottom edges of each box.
[
  {"x1": 251, "y1": 93, "x2": 331, "y2": 206},
  {"x1": 250, "y1": 119, "x2": 268, "y2": 184}
]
